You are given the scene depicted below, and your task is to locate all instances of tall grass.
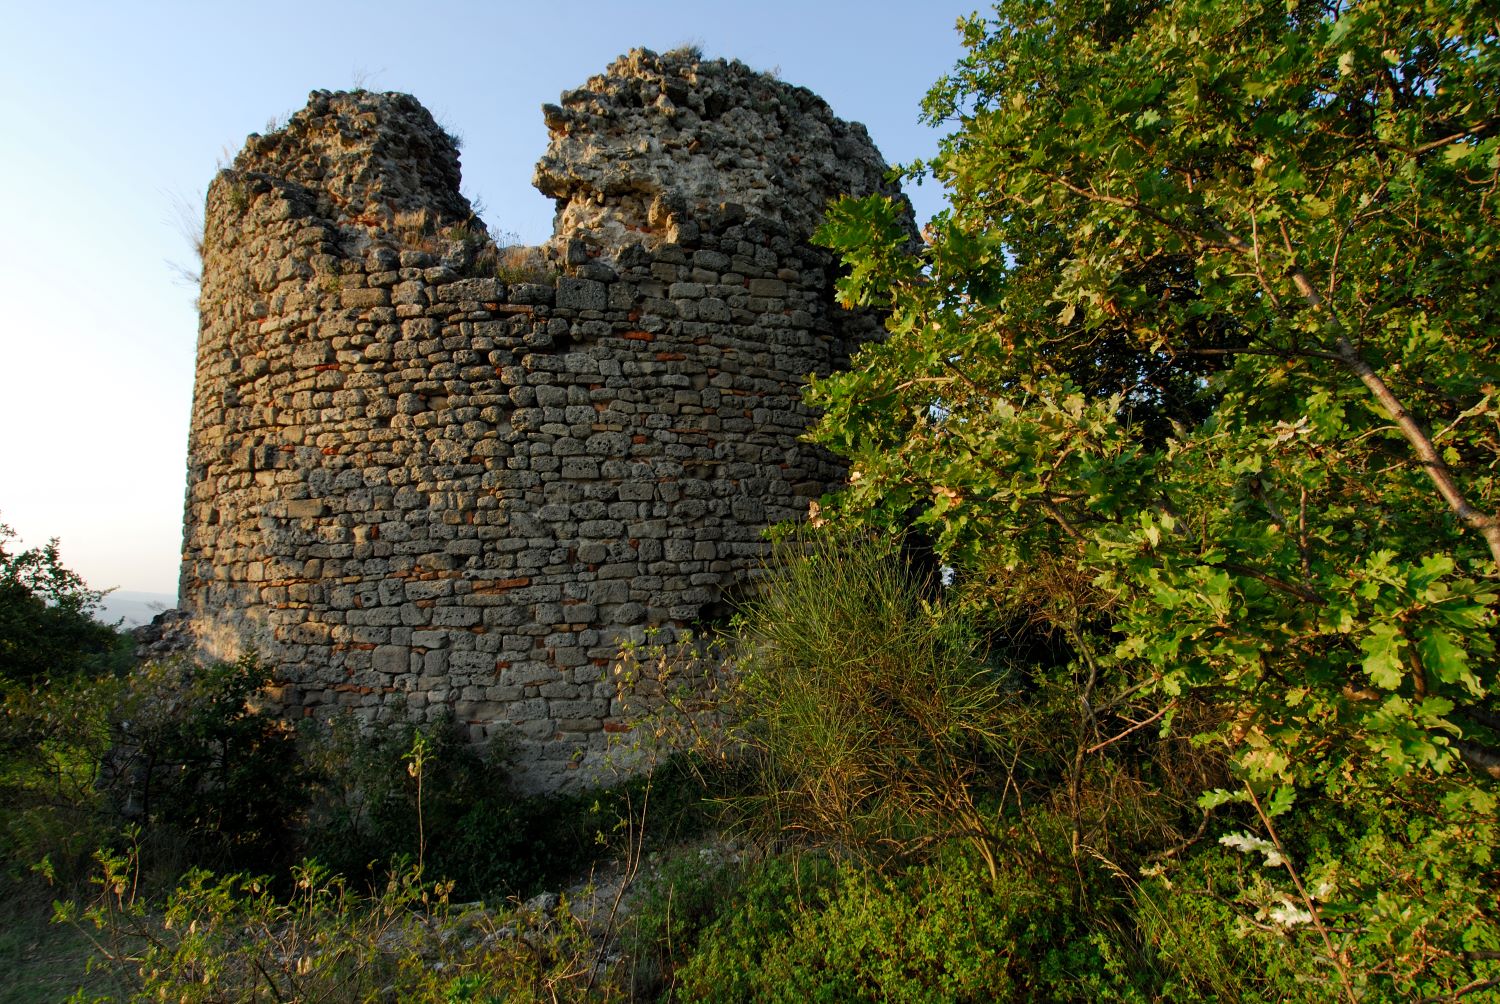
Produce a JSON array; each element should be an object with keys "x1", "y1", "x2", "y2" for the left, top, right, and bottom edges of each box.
[{"x1": 733, "y1": 532, "x2": 1023, "y2": 877}]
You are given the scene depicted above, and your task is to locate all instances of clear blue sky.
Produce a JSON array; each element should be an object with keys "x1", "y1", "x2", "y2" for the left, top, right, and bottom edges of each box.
[{"x1": 0, "y1": 0, "x2": 980, "y2": 598}]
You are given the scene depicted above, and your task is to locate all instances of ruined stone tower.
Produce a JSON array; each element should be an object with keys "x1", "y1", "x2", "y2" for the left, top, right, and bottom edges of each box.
[{"x1": 181, "y1": 49, "x2": 906, "y2": 788}]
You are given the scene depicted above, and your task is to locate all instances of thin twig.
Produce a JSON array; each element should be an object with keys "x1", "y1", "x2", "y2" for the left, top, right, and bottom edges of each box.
[
  {"x1": 1085, "y1": 704, "x2": 1171, "y2": 754},
  {"x1": 1145, "y1": 811, "x2": 1212, "y2": 863},
  {"x1": 584, "y1": 778, "x2": 651, "y2": 996},
  {"x1": 1416, "y1": 977, "x2": 1500, "y2": 1003}
]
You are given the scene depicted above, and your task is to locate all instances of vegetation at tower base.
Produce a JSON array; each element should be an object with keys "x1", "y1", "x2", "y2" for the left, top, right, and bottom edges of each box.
[
  {"x1": 0, "y1": 517, "x2": 132, "y2": 889},
  {"x1": 810, "y1": 0, "x2": 1500, "y2": 996}
]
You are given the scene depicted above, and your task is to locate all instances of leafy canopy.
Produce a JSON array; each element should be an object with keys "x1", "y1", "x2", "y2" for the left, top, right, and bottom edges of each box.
[
  {"x1": 812, "y1": 0, "x2": 1498, "y2": 990},
  {"x1": 816, "y1": 0, "x2": 1498, "y2": 787}
]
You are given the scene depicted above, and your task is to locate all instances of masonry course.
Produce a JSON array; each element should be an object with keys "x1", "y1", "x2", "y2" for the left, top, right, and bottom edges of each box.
[{"x1": 180, "y1": 48, "x2": 909, "y2": 789}]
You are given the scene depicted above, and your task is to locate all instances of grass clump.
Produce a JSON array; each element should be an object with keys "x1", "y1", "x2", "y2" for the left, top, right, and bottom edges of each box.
[{"x1": 732, "y1": 532, "x2": 1023, "y2": 878}]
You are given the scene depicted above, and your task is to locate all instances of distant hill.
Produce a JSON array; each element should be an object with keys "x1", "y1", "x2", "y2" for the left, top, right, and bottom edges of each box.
[{"x1": 98, "y1": 590, "x2": 178, "y2": 628}]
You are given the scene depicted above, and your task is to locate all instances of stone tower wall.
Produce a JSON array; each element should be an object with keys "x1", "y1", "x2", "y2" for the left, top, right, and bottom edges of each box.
[{"x1": 181, "y1": 49, "x2": 905, "y2": 789}]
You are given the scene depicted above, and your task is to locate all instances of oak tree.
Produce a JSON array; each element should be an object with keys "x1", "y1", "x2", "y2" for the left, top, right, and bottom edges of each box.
[{"x1": 813, "y1": 0, "x2": 1499, "y2": 990}]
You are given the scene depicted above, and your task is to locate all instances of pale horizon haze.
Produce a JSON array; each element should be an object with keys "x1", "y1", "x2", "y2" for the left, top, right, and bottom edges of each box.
[{"x1": 0, "y1": 1, "x2": 980, "y2": 600}]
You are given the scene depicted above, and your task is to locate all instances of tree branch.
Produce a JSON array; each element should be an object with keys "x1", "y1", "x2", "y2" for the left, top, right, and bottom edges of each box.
[
  {"x1": 1245, "y1": 783, "x2": 1360, "y2": 1004},
  {"x1": 1417, "y1": 977, "x2": 1500, "y2": 1004},
  {"x1": 1222, "y1": 562, "x2": 1326, "y2": 606},
  {"x1": 1209, "y1": 228, "x2": 1500, "y2": 570},
  {"x1": 1178, "y1": 346, "x2": 1342, "y2": 362},
  {"x1": 1085, "y1": 703, "x2": 1172, "y2": 754},
  {"x1": 1453, "y1": 738, "x2": 1500, "y2": 781},
  {"x1": 1034, "y1": 170, "x2": 1500, "y2": 569}
]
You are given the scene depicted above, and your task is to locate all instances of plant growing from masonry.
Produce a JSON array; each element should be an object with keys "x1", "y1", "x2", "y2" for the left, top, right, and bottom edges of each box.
[{"x1": 811, "y1": 0, "x2": 1499, "y2": 994}]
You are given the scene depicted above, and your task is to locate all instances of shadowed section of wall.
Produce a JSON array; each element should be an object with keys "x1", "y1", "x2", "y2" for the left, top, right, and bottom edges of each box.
[{"x1": 181, "y1": 48, "x2": 910, "y2": 790}]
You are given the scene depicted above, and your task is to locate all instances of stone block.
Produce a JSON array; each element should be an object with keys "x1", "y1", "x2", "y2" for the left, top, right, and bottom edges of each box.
[
  {"x1": 373, "y1": 645, "x2": 409, "y2": 675},
  {"x1": 392, "y1": 281, "x2": 428, "y2": 306},
  {"x1": 749, "y1": 277, "x2": 788, "y2": 297},
  {"x1": 697, "y1": 297, "x2": 730, "y2": 322},
  {"x1": 556, "y1": 277, "x2": 607, "y2": 310},
  {"x1": 430, "y1": 606, "x2": 482, "y2": 627},
  {"x1": 340, "y1": 287, "x2": 390, "y2": 308},
  {"x1": 509, "y1": 283, "x2": 555, "y2": 305},
  {"x1": 561, "y1": 457, "x2": 599, "y2": 479},
  {"x1": 550, "y1": 698, "x2": 608, "y2": 720},
  {"x1": 617, "y1": 481, "x2": 655, "y2": 502},
  {"x1": 437, "y1": 277, "x2": 505, "y2": 303}
]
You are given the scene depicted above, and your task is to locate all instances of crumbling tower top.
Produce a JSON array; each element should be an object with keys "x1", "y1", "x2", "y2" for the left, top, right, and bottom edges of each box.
[
  {"x1": 233, "y1": 89, "x2": 475, "y2": 236},
  {"x1": 534, "y1": 47, "x2": 901, "y2": 252}
]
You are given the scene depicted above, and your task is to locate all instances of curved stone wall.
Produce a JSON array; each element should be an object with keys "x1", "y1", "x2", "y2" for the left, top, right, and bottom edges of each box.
[{"x1": 180, "y1": 48, "x2": 907, "y2": 788}]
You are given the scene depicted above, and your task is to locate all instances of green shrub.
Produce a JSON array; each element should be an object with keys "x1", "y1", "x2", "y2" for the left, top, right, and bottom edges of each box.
[
  {"x1": 1132, "y1": 847, "x2": 1336, "y2": 1003},
  {"x1": 1202, "y1": 779, "x2": 1500, "y2": 1001},
  {"x1": 299, "y1": 708, "x2": 522, "y2": 898},
  {"x1": 298, "y1": 708, "x2": 723, "y2": 901},
  {"x1": 619, "y1": 844, "x2": 745, "y2": 998},
  {"x1": 0, "y1": 521, "x2": 133, "y2": 885},
  {"x1": 0, "y1": 521, "x2": 128, "y2": 686},
  {"x1": 676, "y1": 845, "x2": 1148, "y2": 1004},
  {"x1": 4, "y1": 652, "x2": 308, "y2": 889},
  {"x1": 298, "y1": 707, "x2": 504, "y2": 891},
  {"x1": 56, "y1": 846, "x2": 600, "y2": 1004},
  {"x1": 665, "y1": 852, "x2": 835, "y2": 1002},
  {"x1": 101, "y1": 656, "x2": 304, "y2": 879},
  {"x1": 671, "y1": 840, "x2": 1363, "y2": 1003},
  {"x1": 0, "y1": 671, "x2": 120, "y2": 884},
  {"x1": 1305, "y1": 785, "x2": 1500, "y2": 999}
]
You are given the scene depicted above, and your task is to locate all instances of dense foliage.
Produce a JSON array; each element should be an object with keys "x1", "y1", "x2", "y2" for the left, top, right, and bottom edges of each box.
[
  {"x1": 0, "y1": 521, "x2": 124, "y2": 685},
  {"x1": 811, "y1": 0, "x2": 1499, "y2": 996},
  {"x1": 731, "y1": 533, "x2": 1019, "y2": 875},
  {"x1": 0, "y1": 519, "x2": 130, "y2": 888}
]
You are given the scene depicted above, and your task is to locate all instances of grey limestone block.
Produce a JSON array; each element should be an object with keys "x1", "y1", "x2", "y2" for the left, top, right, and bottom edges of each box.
[
  {"x1": 556, "y1": 277, "x2": 607, "y2": 311},
  {"x1": 509, "y1": 283, "x2": 555, "y2": 305}
]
